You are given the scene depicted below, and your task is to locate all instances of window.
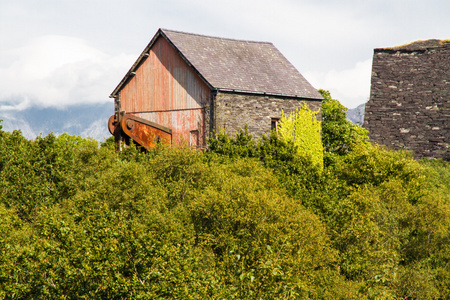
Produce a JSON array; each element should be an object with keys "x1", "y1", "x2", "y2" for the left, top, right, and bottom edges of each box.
[
  {"x1": 189, "y1": 130, "x2": 199, "y2": 148},
  {"x1": 271, "y1": 118, "x2": 279, "y2": 132}
]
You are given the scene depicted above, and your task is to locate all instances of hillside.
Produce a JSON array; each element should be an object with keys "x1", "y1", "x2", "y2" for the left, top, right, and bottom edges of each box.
[
  {"x1": 346, "y1": 103, "x2": 365, "y2": 125},
  {"x1": 1, "y1": 91, "x2": 449, "y2": 299}
]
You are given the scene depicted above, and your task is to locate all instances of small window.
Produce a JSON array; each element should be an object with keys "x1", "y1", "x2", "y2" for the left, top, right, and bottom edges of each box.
[
  {"x1": 271, "y1": 118, "x2": 279, "y2": 132},
  {"x1": 190, "y1": 130, "x2": 199, "y2": 148}
]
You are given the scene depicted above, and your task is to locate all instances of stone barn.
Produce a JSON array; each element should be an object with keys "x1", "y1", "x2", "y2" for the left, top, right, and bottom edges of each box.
[
  {"x1": 109, "y1": 28, "x2": 323, "y2": 149},
  {"x1": 364, "y1": 39, "x2": 450, "y2": 159}
]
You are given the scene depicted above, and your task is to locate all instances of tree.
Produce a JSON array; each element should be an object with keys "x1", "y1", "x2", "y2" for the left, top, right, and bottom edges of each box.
[
  {"x1": 277, "y1": 102, "x2": 324, "y2": 170},
  {"x1": 320, "y1": 89, "x2": 368, "y2": 156}
]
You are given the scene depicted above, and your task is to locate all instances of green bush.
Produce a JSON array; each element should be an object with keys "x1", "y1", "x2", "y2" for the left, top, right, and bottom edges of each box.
[
  {"x1": 1, "y1": 106, "x2": 450, "y2": 299},
  {"x1": 319, "y1": 89, "x2": 368, "y2": 157}
]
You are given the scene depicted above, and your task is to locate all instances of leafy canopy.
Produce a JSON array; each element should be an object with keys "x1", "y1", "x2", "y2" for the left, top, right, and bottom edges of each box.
[
  {"x1": 320, "y1": 89, "x2": 368, "y2": 155},
  {"x1": 278, "y1": 102, "x2": 323, "y2": 170}
]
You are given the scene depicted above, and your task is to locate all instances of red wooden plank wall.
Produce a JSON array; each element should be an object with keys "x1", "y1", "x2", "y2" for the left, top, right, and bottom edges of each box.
[
  {"x1": 121, "y1": 37, "x2": 210, "y2": 112},
  {"x1": 119, "y1": 36, "x2": 211, "y2": 146}
]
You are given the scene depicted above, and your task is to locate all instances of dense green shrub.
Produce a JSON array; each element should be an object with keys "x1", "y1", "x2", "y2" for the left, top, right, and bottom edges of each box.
[
  {"x1": 319, "y1": 89, "x2": 369, "y2": 156},
  {"x1": 1, "y1": 102, "x2": 449, "y2": 300},
  {"x1": 0, "y1": 126, "x2": 360, "y2": 298},
  {"x1": 205, "y1": 92, "x2": 450, "y2": 299}
]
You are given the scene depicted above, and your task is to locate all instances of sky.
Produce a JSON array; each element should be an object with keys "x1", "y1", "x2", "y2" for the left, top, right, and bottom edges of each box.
[{"x1": 0, "y1": 0, "x2": 449, "y2": 112}]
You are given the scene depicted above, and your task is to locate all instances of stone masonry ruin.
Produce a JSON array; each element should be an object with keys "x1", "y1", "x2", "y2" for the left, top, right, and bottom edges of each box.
[{"x1": 364, "y1": 39, "x2": 450, "y2": 159}]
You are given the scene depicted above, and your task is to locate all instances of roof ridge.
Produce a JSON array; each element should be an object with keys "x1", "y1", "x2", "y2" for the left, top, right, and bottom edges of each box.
[{"x1": 160, "y1": 28, "x2": 272, "y2": 45}]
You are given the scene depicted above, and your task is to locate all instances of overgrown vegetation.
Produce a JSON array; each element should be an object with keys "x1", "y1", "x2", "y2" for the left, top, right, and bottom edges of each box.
[
  {"x1": 277, "y1": 102, "x2": 323, "y2": 170},
  {"x1": 1, "y1": 91, "x2": 449, "y2": 299}
]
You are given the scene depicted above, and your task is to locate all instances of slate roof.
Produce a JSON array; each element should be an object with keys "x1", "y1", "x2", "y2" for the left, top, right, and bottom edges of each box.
[{"x1": 111, "y1": 28, "x2": 323, "y2": 100}]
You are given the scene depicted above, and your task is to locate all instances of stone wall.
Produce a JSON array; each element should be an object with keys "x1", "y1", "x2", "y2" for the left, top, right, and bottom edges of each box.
[
  {"x1": 213, "y1": 91, "x2": 322, "y2": 139},
  {"x1": 364, "y1": 40, "x2": 450, "y2": 159}
]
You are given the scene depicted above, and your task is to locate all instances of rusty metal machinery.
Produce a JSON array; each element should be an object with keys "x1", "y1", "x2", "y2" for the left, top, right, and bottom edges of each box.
[{"x1": 108, "y1": 112, "x2": 172, "y2": 150}]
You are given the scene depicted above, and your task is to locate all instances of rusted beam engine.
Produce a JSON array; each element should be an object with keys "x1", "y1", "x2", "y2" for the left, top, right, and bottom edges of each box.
[{"x1": 108, "y1": 113, "x2": 172, "y2": 150}]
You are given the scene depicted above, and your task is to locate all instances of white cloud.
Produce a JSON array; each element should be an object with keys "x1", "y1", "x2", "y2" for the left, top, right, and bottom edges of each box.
[
  {"x1": 0, "y1": 97, "x2": 32, "y2": 111},
  {"x1": 0, "y1": 35, "x2": 135, "y2": 110},
  {"x1": 305, "y1": 58, "x2": 372, "y2": 109},
  {"x1": 1, "y1": 0, "x2": 448, "y2": 113}
]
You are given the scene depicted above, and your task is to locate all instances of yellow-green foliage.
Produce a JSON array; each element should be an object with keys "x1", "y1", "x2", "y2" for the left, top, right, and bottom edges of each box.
[{"x1": 278, "y1": 102, "x2": 323, "y2": 169}]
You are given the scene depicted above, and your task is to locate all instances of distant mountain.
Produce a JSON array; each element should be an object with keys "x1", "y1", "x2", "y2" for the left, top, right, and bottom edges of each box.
[
  {"x1": 0, "y1": 102, "x2": 113, "y2": 141},
  {"x1": 346, "y1": 103, "x2": 365, "y2": 126}
]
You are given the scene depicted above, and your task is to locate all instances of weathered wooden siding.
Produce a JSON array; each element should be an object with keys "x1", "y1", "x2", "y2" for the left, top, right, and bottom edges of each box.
[
  {"x1": 120, "y1": 36, "x2": 211, "y2": 147},
  {"x1": 135, "y1": 110, "x2": 205, "y2": 147}
]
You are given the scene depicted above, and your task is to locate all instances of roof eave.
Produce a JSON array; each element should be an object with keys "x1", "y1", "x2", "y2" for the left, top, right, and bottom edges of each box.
[
  {"x1": 216, "y1": 88, "x2": 324, "y2": 101},
  {"x1": 110, "y1": 28, "x2": 215, "y2": 99},
  {"x1": 109, "y1": 30, "x2": 163, "y2": 98}
]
